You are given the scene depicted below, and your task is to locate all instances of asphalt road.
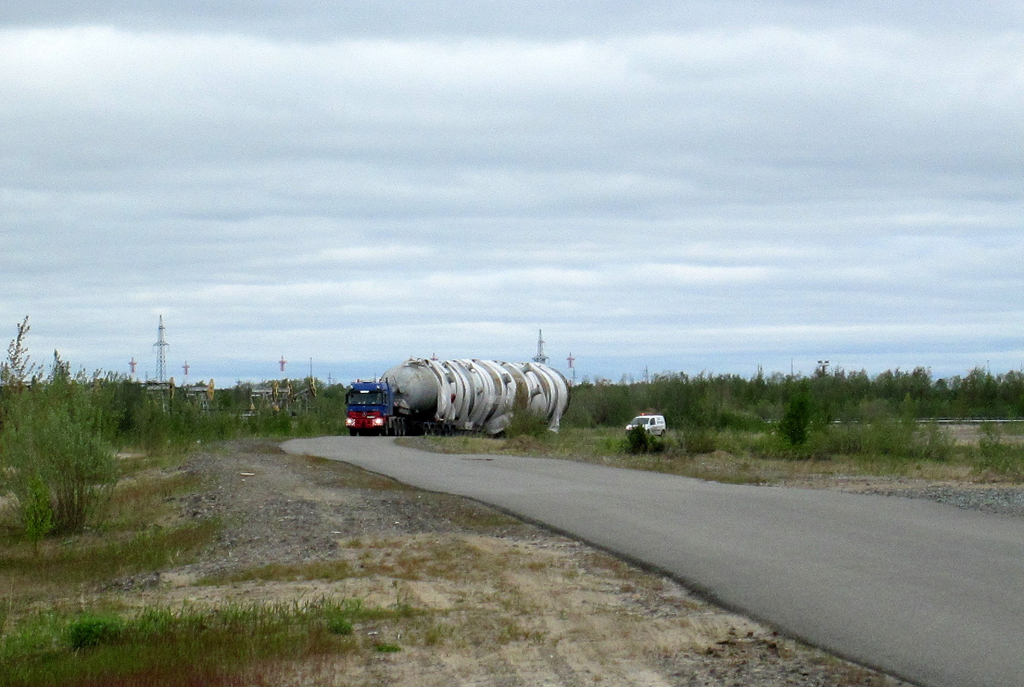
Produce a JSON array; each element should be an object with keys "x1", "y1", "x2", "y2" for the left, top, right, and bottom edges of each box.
[{"x1": 282, "y1": 437, "x2": 1024, "y2": 687}]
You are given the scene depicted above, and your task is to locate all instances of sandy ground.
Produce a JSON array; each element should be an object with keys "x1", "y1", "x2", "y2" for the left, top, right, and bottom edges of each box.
[{"x1": 97, "y1": 441, "x2": 914, "y2": 687}]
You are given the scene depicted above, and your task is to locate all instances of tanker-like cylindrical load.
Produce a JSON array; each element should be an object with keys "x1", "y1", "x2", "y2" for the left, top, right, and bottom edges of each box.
[{"x1": 382, "y1": 358, "x2": 570, "y2": 434}]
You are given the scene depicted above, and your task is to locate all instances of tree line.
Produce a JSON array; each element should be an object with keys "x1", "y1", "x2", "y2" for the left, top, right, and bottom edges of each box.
[{"x1": 562, "y1": 366, "x2": 1024, "y2": 430}]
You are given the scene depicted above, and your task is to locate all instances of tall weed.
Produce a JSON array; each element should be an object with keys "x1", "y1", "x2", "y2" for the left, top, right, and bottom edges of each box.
[{"x1": 504, "y1": 388, "x2": 554, "y2": 439}]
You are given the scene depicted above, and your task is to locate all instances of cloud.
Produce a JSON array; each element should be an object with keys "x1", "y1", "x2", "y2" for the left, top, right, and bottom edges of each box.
[
  {"x1": 3, "y1": 2, "x2": 1023, "y2": 39},
  {"x1": 0, "y1": 16, "x2": 1021, "y2": 383}
]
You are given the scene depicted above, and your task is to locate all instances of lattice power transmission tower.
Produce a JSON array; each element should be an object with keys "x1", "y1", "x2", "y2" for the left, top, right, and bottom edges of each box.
[
  {"x1": 154, "y1": 315, "x2": 169, "y2": 382},
  {"x1": 532, "y1": 329, "x2": 549, "y2": 364}
]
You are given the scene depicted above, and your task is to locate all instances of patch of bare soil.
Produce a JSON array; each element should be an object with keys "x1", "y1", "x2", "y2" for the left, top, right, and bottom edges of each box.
[{"x1": 115, "y1": 441, "x2": 908, "y2": 686}]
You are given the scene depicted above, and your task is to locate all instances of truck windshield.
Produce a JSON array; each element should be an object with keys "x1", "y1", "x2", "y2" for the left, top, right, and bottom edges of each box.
[{"x1": 347, "y1": 391, "x2": 386, "y2": 406}]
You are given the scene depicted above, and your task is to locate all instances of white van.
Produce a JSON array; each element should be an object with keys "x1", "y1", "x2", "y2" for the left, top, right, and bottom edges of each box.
[{"x1": 625, "y1": 414, "x2": 666, "y2": 436}]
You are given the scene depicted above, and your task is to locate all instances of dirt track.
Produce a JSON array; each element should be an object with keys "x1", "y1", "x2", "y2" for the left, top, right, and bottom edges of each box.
[{"x1": 118, "y1": 441, "x2": 908, "y2": 686}]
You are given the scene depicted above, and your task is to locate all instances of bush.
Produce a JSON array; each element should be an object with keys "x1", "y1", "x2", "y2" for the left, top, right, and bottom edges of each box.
[
  {"x1": 910, "y1": 422, "x2": 954, "y2": 462},
  {"x1": 683, "y1": 431, "x2": 716, "y2": 454},
  {"x1": 1, "y1": 356, "x2": 118, "y2": 534},
  {"x1": 21, "y1": 476, "x2": 54, "y2": 551},
  {"x1": 622, "y1": 425, "x2": 663, "y2": 454},
  {"x1": 504, "y1": 388, "x2": 551, "y2": 439},
  {"x1": 778, "y1": 393, "x2": 813, "y2": 447},
  {"x1": 789, "y1": 418, "x2": 954, "y2": 462},
  {"x1": 67, "y1": 614, "x2": 125, "y2": 650},
  {"x1": 326, "y1": 615, "x2": 353, "y2": 635},
  {"x1": 624, "y1": 425, "x2": 649, "y2": 454},
  {"x1": 974, "y1": 423, "x2": 1023, "y2": 477}
]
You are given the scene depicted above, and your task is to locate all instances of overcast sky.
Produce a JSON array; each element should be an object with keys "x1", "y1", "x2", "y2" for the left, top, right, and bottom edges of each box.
[{"x1": 2, "y1": 2, "x2": 1022, "y2": 385}]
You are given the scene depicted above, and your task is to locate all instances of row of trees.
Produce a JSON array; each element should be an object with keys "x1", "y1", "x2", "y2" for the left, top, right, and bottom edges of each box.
[{"x1": 563, "y1": 367, "x2": 1024, "y2": 431}]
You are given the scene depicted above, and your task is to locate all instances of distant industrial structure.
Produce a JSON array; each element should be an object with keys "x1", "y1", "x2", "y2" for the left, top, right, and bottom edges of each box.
[
  {"x1": 153, "y1": 315, "x2": 169, "y2": 382},
  {"x1": 532, "y1": 329, "x2": 548, "y2": 365}
]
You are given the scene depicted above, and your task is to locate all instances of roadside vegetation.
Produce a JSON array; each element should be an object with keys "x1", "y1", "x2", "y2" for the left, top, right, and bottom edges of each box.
[
  {"x1": 0, "y1": 318, "x2": 402, "y2": 686},
  {"x1": 430, "y1": 366, "x2": 1024, "y2": 482},
  {"x1": 0, "y1": 596, "x2": 422, "y2": 687},
  {"x1": 0, "y1": 318, "x2": 349, "y2": 547}
]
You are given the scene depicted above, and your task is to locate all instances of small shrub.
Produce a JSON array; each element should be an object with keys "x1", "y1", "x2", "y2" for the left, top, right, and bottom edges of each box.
[
  {"x1": 682, "y1": 428, "x2": 716, "y2": 455},
  {"x1": 374, "y1": 642, "x2": 402, "y2": 652},
  {"x1": 505, "y1": 390, "x2": 551, "y2": 439},
  {"x1": 911, "y1": 422, "x2": 954, "y2": 462},
  {"x1": 624, "y1": 425, "x2": 651, "y2": 454},
  {"x1": 326, "y1": 616, "x2": 353, "y2": 635},
  {"x1": 778, "y1": 393, "x2": 812, "y2": 447},
  {"x1": 22, "y1": 476, "x2": 55, "y2": 551},
  {"x1": 67, "y1": 614, "x2": 125, "y2": 650},
  {"x1": 622, "y1": 426, "x2": 663, "y2": 454},
  {"x1": 974, "y1": 424, "x2": 1023, "y2": 477}
]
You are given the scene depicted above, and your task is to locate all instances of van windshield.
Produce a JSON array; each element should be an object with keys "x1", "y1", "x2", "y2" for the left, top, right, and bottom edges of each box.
[{"x1": 630, "y1": 417, "x2": 650, "y2": 425}]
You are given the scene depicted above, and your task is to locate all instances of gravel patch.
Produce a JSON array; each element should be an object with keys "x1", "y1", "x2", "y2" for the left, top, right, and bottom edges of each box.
[
  {"x1": 855, "y1": 484, "x2": 1024, "y2": 517},
  {"x1": 170, "y1": 441, "x2": 538, "y2": 579},
  {"x1": 128, "y1": 440, "x2": 912, "y2": 687}
]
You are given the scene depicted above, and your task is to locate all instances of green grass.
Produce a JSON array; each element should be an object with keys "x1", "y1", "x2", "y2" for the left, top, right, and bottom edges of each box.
[
  {"x1": 0, "y1": 598, "x2": 410, "y2": 687},
  {"x1": 409, "y1": 424, "x2": 1024, "y2": 484},
  {"x1": 0, "y1": 519, "x2": 220, "y2": 596}
]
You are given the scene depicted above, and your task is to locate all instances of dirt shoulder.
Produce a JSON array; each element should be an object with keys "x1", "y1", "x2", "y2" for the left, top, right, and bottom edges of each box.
[{"x1": 112, "y1": 440, "x2": 910, "y2": 686}]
